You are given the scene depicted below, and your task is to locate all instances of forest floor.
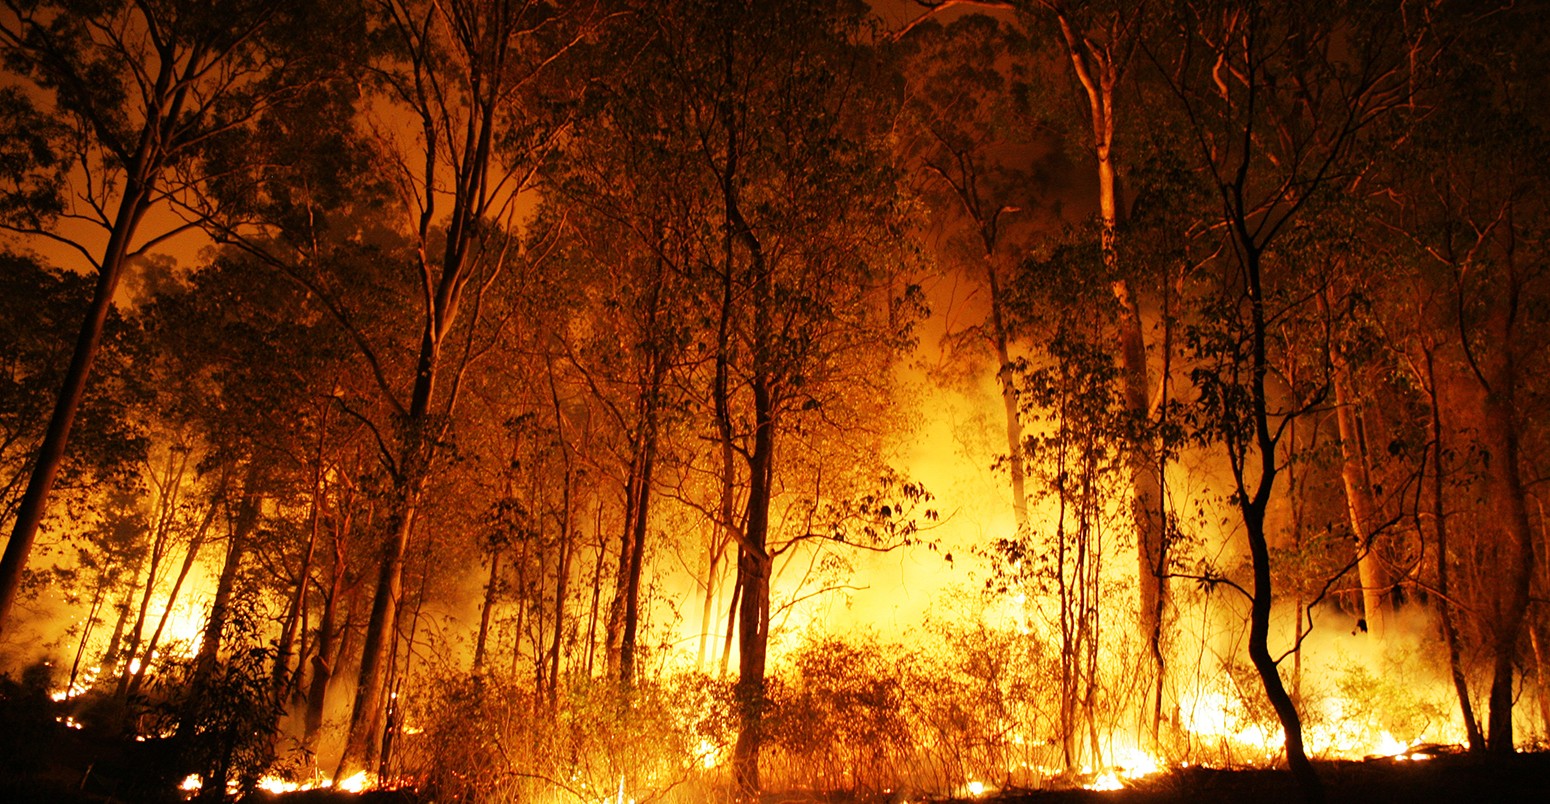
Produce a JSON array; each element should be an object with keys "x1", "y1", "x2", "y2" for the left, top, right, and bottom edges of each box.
[
  {"x1": 249, "y1": 752, "x2": 1550, "y2": 803},
  {"x1": 6, "y1": 671, "x2": 1548, "y2": 804},
  {"x1": 928, "y1": 752, "x2": 1550, "y2": 804}
]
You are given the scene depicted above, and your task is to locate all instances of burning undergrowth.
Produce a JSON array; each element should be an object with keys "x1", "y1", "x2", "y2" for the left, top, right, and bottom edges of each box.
[{"x1": 0, "y1": 608, "x2": 1523, "y2": 803}]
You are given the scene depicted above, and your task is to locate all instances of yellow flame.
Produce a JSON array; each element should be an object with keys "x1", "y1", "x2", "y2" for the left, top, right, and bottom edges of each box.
[
  {"x1": 695, "y1": 738, "x2": 720, "y2": 770},
  {"x1": 1110, "y1": 745, "x2": 1162, "y2": 779},
  {"x1": 1088, "y1": 771, "x2": 1124, "y2": 791},
  {"x1": 336, "y1": 771, "x2": 371, "y2": 793}
]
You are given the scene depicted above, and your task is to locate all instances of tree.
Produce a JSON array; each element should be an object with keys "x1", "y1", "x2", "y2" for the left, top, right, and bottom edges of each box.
[
  {"x1": 641, "y1": 1, "x2": 921, "y2": 793},
  {"x1": 0, "y1": 254, "x2": 144, "y2": 560},
  {"x1": 897, "y1": 14, "x2": 1040, "y2": 533},
  {"x1": 0, "y1": 0, "x2": 328, "y2": 636},
  {"x1": 1155, "y1": 1, "x2": 1409, "y2": 797},
  {"x1": 542, "y1": 49, "x2": 702, "y2": 687},
  {"x1": 209, "y1": 0, "x2": 604, "y2": 776},
  {"x1": 1368, "y1": 0, "x2": 1550, "y2": 752}
]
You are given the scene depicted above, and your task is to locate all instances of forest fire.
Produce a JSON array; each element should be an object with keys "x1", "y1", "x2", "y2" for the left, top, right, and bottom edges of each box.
[{"x1": 3, "y1": 1, "x2": 1550, "y2": 803}]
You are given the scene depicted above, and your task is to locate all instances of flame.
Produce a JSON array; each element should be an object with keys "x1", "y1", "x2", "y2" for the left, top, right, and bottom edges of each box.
[
  {"x1": 50, "y1": 664, "x2": 102, "y2": 702},
  {"x1": 603, "y1": 775, "x2": 636, "y2": 804},
  {"x1": 247, "y1": 771, "x2": 366, "y2": 795},
  {"x1": 1110, "y1": 745, "x2": 1162, "y2": 779},
  {"x1": 694, "y1": 738, "x2": 720, "y2": 770},
  {"x1": 335, "y1": 771, "x2": 372, "y2": 793},
  {"x1": 1088, "y1": 771, "x2": 1124, "y2": 791},
  {"x1": 257, "y1": 777, "x2": 306, "y2": 794}
]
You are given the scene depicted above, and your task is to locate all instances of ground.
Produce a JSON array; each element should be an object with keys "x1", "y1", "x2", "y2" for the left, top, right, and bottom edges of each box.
[
  {"x1": 939, "y1": 753, "x2": 1550, "y2": 804},
  {"x1": 6, "y1": 672, "x2": 1548, "y2": 804}
]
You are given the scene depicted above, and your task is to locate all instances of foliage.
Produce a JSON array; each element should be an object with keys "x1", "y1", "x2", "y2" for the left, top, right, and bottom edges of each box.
[
  {"x1": 148, "y1": 605, "x2": 286, "y2": 802},
  {"x1": 410, "y1": 670, "x2": 724, "y2": 803},
  {"x1": 2, "y1": 1, "x2": 1549, "y2": 801}
]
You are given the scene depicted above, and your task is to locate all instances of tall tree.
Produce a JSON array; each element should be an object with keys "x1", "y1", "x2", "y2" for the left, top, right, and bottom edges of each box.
[
  {"x1": 898, "y1": 14, "x2": 1039, "y2": 533},
  {"x1": 1024, "y1": 0, "x2": 1176, "y2": 738},
  {"x1": 0, "y1": 0, "x2": 323, "y2": 635},
  {"x1": 277, "y1": 0, "x2": 597, "y2": 776},
  {"x1": 0, "y1": 254, "x2": 144, "y2": 549},
  {"x1": 1156, "y1": 0, "x2": 1409, "y2": 797},
  {"x1": 1370, "y1": 0, "x2": 1550, "y2": 751},
  {"x1": 639, "y1": 0, "x2": 920, "y2": 793}
]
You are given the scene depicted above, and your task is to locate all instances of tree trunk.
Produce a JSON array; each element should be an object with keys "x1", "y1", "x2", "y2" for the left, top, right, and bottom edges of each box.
[
  {"x1": 305, "y1": 556, "x2": 359, "y2": 753},
  {"x1": 1048, "y1": 12, "x2": 1170, "y2": 725},
  {"x1": 548, "y1": 384, "x2": 574, "y2": 707},
  {"x1": 473, "y1": 548, "x2": 500, "y2": 672},
  {"x1": 604, "y1": 454, "x2": 637, "y2": 678},
  {"x1": 1481, "y1": 372, "x2": 1532, "y2": 755},
  {"x1": 1117, "y1": 279, "x2": 1167, "y2": 692},
  {"x1": 1323, "y1": 291, "x2": 1390, "y2": 636},
  {"x1": 118, "y1": 446, "x2": 190, "y2": 700},
  {"x1": 341, "y1": 287, "x2": 452, "y2": 776},
  {"x1": 1246, "y1": 496, "x2": 1322, "y2": 801},
  {"x1": 304, "y1": 556, "x2": 349, "y2": 751},
  {"x1": 99, "y1": 587, "x2": 136, "y2": 679},
  {"x1": 619, "y1": 432, "x2": 655, "y2": 689},
  {"x1": 1421, "y1": 347, "x2": 1483, "y2": 752},
  {"x1": 1530, "y1": 619, "x2": 1550, "y2": 747},
  {"x1": 1333, "y1": 358, "x2": 1389, "y2": 636},
  {"x1": 275, "y1": 424, "x2": 330, "y2": 700},
  {"x1": 0, "y1": 176, "x2": 152, "y2": 636},
  {"x1": 339, "y1": 496, "x2": 418, "y2": 777},
  {"x1": 984, "y1": 256, "x2": 1029, "y2": 530},
  {"x1": 1243, "y1": 241, "x2": 1321, "y2": 802},
  {"x1": 698, "y1": 534, "x2": 726, "y2": 670},
  {"x1": 195, "y1": 465, "x2": 261, "y2": 680},
  {"x1": 128, "y1": 485, "x2": 223, "y2": 697},
  {"x1": 732, "y1": 381, "x2": 774, "y2": 798},
  {"x1": 68, "y1": 577, "x2": 110, "y2": 700},
  {"x1": 584, "y1": 523, "x2": 605, "y2": 678},
  {"x1": 550, "y1": 512, "x2": 571, "y2": 709}
]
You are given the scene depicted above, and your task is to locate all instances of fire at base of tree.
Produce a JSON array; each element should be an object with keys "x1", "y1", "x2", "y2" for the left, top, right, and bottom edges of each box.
[{"x1": 3, "y1": 0, "x2": 1550, "y2": 802}]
